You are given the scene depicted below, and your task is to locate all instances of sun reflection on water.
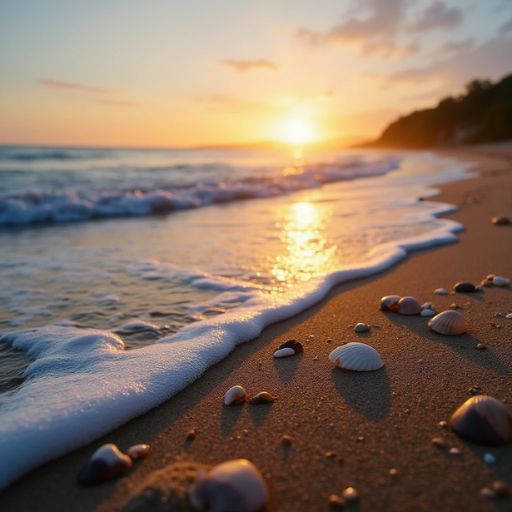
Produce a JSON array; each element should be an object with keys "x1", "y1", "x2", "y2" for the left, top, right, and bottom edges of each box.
[{"x1": 271, "y1": 201, "x2": 337, "y2": 287}]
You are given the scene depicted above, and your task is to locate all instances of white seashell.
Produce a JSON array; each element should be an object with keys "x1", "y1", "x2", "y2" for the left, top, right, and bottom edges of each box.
[
  {"x1": 379, "y1": 295, "x2": 401, "y2": 312},
  {"x1": 421, "y1": 308, "x2": 436, "y2": 317},
  {"x1": 127, "y1": 443, "x2": 151, "y2": 460},
  {"x1": 428, "y1": 310, "x2": 467, "y2": 335},
  {"x1": 78, "y1": 443, "x2": 132, "y2": 485},
  {"x1": 224, "y1": 385, "x2": 247, "y2": 406},
  {"x1": 328, "y1": 342, "x2": 384, "y2": 371},
  {"x1": 506, "y1": 313, "x2": 512, "y2": 320},
  {"x1": 273, "y1": 347, "x2": 295, "y2": 358},
  {"x1": 492, "y1": 276, "x2": 510, "y2": 287},
  {"x1": 398, "y1": 296, "x2": 421, "y2": 315},
  {"x1": 190, "y1": 459, "x2": 268, "y2": 512},
  {"x1": 354, "y1": 322, "x2": 370, "y2": 333},
  {"x1": 434, "y1": 288, "x2": 449, "y2": 296}
]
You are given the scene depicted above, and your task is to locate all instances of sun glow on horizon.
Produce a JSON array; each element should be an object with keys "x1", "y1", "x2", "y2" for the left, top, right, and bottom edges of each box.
[{"x1": 275, "y1": 114, "x2": 320, "y2": 146}]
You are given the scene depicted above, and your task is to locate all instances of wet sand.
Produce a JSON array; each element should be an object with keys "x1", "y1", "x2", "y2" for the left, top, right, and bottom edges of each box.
[{"x1": 1, "y1": 143, "x2": 512, "y2": 512}]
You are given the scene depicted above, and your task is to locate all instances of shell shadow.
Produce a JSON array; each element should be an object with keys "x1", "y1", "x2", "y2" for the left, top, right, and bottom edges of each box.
[
  {"x1": 273, "y1": 353, "x2": 303, "y2": 384},
  {"x1": 220, "y1": 404, "x2": 243, "y2": 436},
  {"x1": 385, "y1": 314, "x2": 511, "y2": 376},
  {"x1": 331, "y1": 367, "x2": 391, "y2": 421},
  {"x1": 247, "y1": 403, "x2": 273, "y2": 427}
]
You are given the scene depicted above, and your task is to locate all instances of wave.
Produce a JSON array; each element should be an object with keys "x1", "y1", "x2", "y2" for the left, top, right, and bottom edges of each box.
[
  {"x1": 0, "y1": 158, "x2": 399, "y2": 226},
  {"x1": 0, "y1": 147, "x2": 109, "y2": 162}
]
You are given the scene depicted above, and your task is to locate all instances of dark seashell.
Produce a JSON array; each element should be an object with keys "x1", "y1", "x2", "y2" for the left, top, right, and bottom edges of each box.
[
  {"x1": 248, "y1": 391, "x2": 275, "y2": 404},
  {"x1": 492, "y1": 216, "x2": 510, "y2": 226},
  {"x1": 398, "y1": 296, "x2": 421, "y2": 315},
  {"x1": 189, "y1": 459, "x2": 268, "y2": 512},
  {"x1": 78, "y1": 443, "x2": 132, "y2": 485},
  {"x1": 450, "y1": 395, "x2": 512, "y2": 445},
  {"x1": 453, "y1": 281, "x2": 476, "y2": 293},
  {"x1": 379, "y1": 295, "x2": 401, "y2": 312},
  {"x1": 278, "y1": 339, "x2": 303, "y2": 353}
]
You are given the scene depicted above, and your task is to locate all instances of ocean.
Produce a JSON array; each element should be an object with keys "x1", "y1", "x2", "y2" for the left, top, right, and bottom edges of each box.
[{"x1": 0, "y1": 144, "x2": 474, "y2": 489}]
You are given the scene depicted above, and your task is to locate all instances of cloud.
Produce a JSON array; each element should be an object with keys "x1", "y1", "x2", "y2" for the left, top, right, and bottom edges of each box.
[
  {"x1": 408, "y1": 1, "x2": 463, "y2": 32},
  {"x1": 38, "y1": 79, "x2": 111, "y2": 95},
  {"x1": 93, "y1": 98, "x2": 138, "y2": 108},
  {"x1": 218, "y1": 59, "x2": 277, "y2": 73},
  {"x1": 296, "y1": 0, "x2": 419, "y2": 59},
  {"x1": 500, "y1": 17, "x2": 512, "y2": 34},
  {"x1": 434, "y1": 38, "x2": 474, "y2": 55}
]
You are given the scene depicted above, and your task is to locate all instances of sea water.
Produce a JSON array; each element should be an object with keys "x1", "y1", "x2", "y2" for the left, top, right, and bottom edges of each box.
[{"x1": 0, "y1": 145, "x2": 475, "y2": 489}]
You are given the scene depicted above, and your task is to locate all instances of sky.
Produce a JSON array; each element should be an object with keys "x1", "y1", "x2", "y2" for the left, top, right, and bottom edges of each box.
[{"x1": 0, "y1": 0, "x2": 511, "y2": 147}]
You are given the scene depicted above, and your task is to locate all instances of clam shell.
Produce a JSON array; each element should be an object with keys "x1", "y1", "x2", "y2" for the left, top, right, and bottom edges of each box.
[
  {"x1": 277, "y1": 339, "x2": 303, "y2": 353},
  {"x1": 273, "y1": 347, "x2": 295, "y2": 358},
  {"x1": 189, "y1": 459, "x2": 268, "y2": 512},
  {"x1": 453, "y1": 281, "x2": 476, "y2": 293},
  {"x1": 127, "y1": 443, "x2": 151, "y2": 460},
  {"x1": 428, "y1": 310, "x2": 467, "y2": 335},
  {"x1": 328, "y1": 342, "x2": 384, "y2": 371},
  {"x1": 78, "y1": 443, "x2": 132, "y2": 485},
  {"x1": 420, "y1": 308, "x2": 436, "y2": 317},
  {"x1": 434, "y1": 288, "x2": 449, "y2": 296},
  {"x1": 398, "y1": 296, "x2": 421, "y2": 315},
  {"x1": 379, "y1": 295, "x2": 401, "y2": 312},
  {"x1": 224, "y1": 385, "x2": 247, "y2": 406},
  {"x1": 450, "y1": 395, "x2": 512, "y2": 445},
  {"x1": 492, "y1": 276, "x2": 510, "y2": 287}
]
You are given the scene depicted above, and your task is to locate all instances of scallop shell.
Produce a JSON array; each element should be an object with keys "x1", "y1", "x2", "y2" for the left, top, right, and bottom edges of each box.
[
  {"x1": 492, "y1": 276, "x2": 510, "y2": 287},
  {"x1": 428, "y1": 310, "x2": 467, "y2": 335},
  {"x1": 450, "y1": 395, "x2": 512, "y2": 445},
  {"x1": 328, "y1": 342, "x2": 384, "y2": 371},
  {"x1": 398, "y1": 296, "x2": 421, "y2": 315},
  {"x1": 224, "y1": 385, "x2": 247, "y2": 406},
  {"x1": 379, "y1": 295, "x2": 401, "y2": 312},
  {"x1": 273, "y1": 347, "x2": 296, "y2": 358},
  {"x1": 127, "y1": 443, "x2": 151, "y2": 460},
  {"x1": 277, "y1": 339, "x2": 303, "y2": 353},
  {"x1": 189, "y1": 459, "x2": 269, "y2": 512},
  {"x1": 78, "y1": 443, "x2": 132, "y2": 485}
]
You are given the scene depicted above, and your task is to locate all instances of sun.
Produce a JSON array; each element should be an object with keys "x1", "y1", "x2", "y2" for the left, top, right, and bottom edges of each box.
[{"x1": 275, "y1": 115, "x2": 318, "y2": 146}]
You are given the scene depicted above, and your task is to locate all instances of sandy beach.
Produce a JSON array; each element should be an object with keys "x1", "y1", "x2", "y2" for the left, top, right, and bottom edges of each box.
[{"x1": 1, "y1": 144, "x2": 512, "y2": 512}]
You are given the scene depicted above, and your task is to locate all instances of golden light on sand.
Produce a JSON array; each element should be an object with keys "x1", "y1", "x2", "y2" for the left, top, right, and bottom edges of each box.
[{"x1": 275, "y1": 115, "x2": 318, "y2": 146}]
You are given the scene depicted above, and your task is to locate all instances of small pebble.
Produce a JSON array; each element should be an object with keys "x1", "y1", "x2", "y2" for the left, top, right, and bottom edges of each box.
[
  {"x1": 492, "y1": 480, "x2": 510, "y2": 497},
  {"x1": 475, "y1": 343, "x2": 487, "y2": 350},
  {"x1": 186, "y1": 428, "x2": 198, "y2": 440},
  {"x1": 432, "y1": 437, "x2": 447, "y2": 448},
  {"x1": 281, "y1": 435, "x2": 293, "y2": 445},
  {"x1": 342, "y1": 487, "x2": 359, "y2": 502},
  {"x1": 127, "y1": 444, "x2": 151, "y2": 460},
  {"x1": 492, "y1": 216, "x2": 510, "y2": 226},
  {"x1": 355, "y1": 322, "x2": 370, "y2": 333},
  {"x1": 356, "y1": 436, "x2": 365, "y2": 442},
  {"x1": 438, "y1": 420, "x2": 448, "y2": 428},
  {"x1": 449, "y1": 447, "x2": 462, "y2": 456},
  {"x1": 449, "y1": 303, "x2": 460, "y2": 310},
  {"x1": 434, "y1": 288, "x2": 449, "y2": 296},
  {"x1": 389, "y1": 468, "x2": 398, "y2": 477},
  {"x1": 484, "y1": 453, "x2": 496, "y2": 464},
  {"x1": 329, "y1": 494, "x2": 346, "y2": 508},
  {"x1": 324, "y1": 451, "x2": 337, "y2": 459},
  {"x1": 506, "y1": 313, "x2": 512, "y2": 320},
  {"x1": 481, "y1": 487, "x2": 495, "y2": 499}
]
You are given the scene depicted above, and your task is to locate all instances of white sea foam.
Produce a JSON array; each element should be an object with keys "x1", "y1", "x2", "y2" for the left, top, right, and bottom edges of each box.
[{"x1": 0, "y1": 150, "x2": 477, "y2": 489}]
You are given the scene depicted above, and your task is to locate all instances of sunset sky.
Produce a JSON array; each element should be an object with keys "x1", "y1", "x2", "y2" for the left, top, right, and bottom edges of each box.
[{"x1": 1, "y1": 0, "x2": 511, "y2": 147}]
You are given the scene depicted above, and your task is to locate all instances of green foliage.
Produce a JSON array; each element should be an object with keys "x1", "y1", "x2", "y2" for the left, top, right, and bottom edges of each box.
[{"x1": 370, "y1": 72, "x2": 512, "y2": 148}]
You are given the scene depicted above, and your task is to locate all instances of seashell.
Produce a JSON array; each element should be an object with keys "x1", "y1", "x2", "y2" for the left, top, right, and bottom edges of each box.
[
  {"x1": 434, "y1": 288, "x2": 449, "y2": 296},
  {"x1": 506, "y1": 313, "x2": 512, "y2": 320},
  {"x1": 453, "y1": 281, "x2": 476, "y2": 293},
  {"x1": 398, "y1": 296, "x2": 421, "y2": 315},
  {"x1": 277, "y1": 339, "x2": 303, "y2": 353},
  {"x1": 78, "y1": 443, "x2": 132, "y2": 485},
  {"x1": 329, "y1": 342, "x2": 384, "y2": 371},
  {"x1": 354, "y1": 322, "x2": 370, "y2": 333},
  {"x1": 420, "y1": 308, "x2": 436, "y2": 317},
  {"x1": 127, "y1": 443, "x2": 151, "y2": 460},
  {"x1": 492, "y1": 276, "x2": 510, "y2": 287},
  {"x1": 428, "y1": 310, "x2": 467, "y2": 335},
  {"x1": 273, "y1": 347, "x2": 295, "y2": 358},
  {"x1": 421, "y1": 302, "x2": 433, "y2": 310},
  {"x1": 342, "y1": 487, "x2": 359, "y2": 502},
  {"x1": 379, "y1": 295, "x2": 401, "y2": 312},
  {"x1": 189, "y1": 459, "x2": 268, "y2": 512},
  {"x1": 492, "y1": 216, "x2": 510, "y2": 225},
  {"x1": 224, "y1": 385, "x2": 247, "y2": 406},
  {"x1": 248, "y1": 391, "x2": 275, "y2": 404},
  {"x1": 450, "y1": 395, "x2": 512, "y2": 445}
]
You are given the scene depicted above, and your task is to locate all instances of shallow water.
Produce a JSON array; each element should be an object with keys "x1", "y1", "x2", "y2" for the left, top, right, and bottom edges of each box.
[{"x1": 0, "y1": 146, "x2": 475, "y2": 490}]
